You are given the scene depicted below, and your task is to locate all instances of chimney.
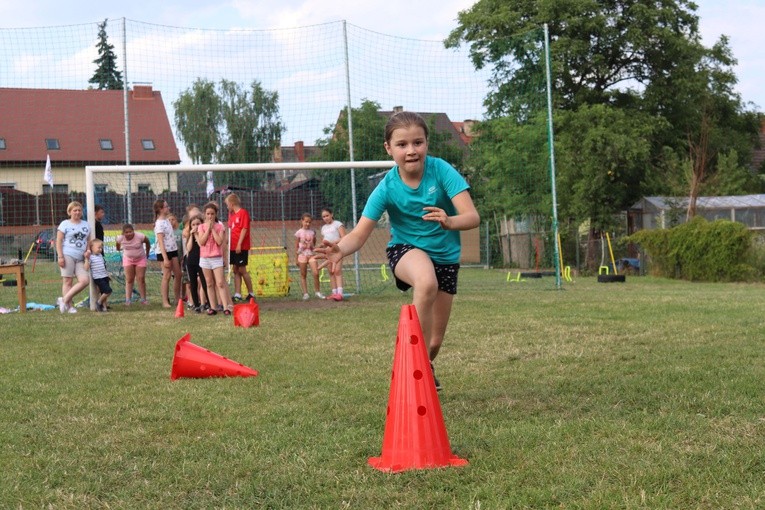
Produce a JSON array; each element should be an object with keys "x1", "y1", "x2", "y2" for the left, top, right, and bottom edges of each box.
[
  {"x1": 272, "y1": 145, "x2": 283, "y2": 163},
  {"x1": 295, "y1": 141, "x2": 305, "y2": 162},
  {"x1": 132, "y1": 84, "x2": 154, "y2": 100},
  {"x1": 393, "y1": 106, "x2": 403, "y2": 113}
]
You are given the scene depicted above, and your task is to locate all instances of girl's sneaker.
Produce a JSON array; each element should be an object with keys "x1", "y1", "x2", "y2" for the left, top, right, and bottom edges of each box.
[
  {"x1": 67, "y1": 306, "x2": 78, "y2": 314},
  {"x1": 140, "y1": 298, "x2": 149, "y2": 305},
  {"x1": 315, "y1": 292, "x2": 326, "y2": 299},
  {"x1": 57, "y1": 297, "x2": 67, "y2": 313},
  {"x1": 302, "y1": 293, "x2": 310, "y2": 301}
]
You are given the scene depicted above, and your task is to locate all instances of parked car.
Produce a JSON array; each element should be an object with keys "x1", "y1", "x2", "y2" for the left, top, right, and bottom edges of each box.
[{"x1": 34, "y1": 228, "x2": 56, "y2": 259}]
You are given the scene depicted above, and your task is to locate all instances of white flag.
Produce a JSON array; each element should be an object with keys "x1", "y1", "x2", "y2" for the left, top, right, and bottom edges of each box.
[
  {"x1": 206, "y1": 171, "x2": 214, "y2": 198},
  {"x1": 43, "y1": 154, "x2": 53, "y2": 187}
]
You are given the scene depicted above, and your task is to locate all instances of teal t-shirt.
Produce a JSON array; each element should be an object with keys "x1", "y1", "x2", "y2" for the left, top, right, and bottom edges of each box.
[{"x1": 362, "y1": 156, "x2": 470, "y2": 264}]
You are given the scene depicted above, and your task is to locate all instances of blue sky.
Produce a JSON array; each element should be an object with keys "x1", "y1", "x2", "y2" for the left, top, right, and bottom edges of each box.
[{"x1": 2, "y1": 0, "x2": 762, "y2": 111}]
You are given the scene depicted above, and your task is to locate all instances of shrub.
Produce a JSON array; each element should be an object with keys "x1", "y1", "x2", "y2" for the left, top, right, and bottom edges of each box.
[{"x1": 629, "y1": 217, "x2": 759, "y2": 282}]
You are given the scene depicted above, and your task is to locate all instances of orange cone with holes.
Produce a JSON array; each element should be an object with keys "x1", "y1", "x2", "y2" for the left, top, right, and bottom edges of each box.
[
  {"x1": 174, "y1": 298, "x2": 185, "y2": 318},
  {"x1": 233, "y1": 297, "x2": 259, "y2": 327},
  {"x1": 170, "y1": 333, "x2": 259, "y2": 380},
  {"x1": 368, "y1": 304, "x2": 468, "y2": 472}
]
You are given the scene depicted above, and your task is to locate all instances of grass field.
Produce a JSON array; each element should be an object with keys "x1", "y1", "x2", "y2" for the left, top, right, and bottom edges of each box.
[{"x1": 2, "y1": 268, "x2": 765, "y2": 508}]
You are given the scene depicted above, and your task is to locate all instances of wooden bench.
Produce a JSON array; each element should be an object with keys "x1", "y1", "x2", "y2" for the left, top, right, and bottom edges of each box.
[{"x1": 0, "y1": 263, "x2": 27, "y2": 313}]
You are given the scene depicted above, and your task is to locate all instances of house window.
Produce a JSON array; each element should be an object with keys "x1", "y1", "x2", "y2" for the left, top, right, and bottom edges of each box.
[
  {"x1": 45, "y1": 138, "x2": 60, "y2": 150},
  {"x1": 141, "y1": 139, "x2": 155, "y2": 150},
  {"x1": 95, "y1": 184, "x2": 108, "y2": 194},
  {"x1": 99, "y1": 139, "x2": 113, "y2": 150},
  {"x1": 43, "y1": 184, "x2": 68, "y2": 194},
  {"x1": 137, "y1": 184, "x2": 151, "y2": 193},
  {"x1": 0, "y1": 138, "x2": 6, "y2": 150},
  {"x1": 0, "y1": 183, "x2": 15, "y2": 189}
]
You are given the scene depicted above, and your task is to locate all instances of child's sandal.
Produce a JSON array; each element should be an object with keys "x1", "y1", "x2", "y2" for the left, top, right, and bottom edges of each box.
[
  {"x1": 223, "y1": 309, "x2": 231, "y2": 316},
  {"x1": 206, "y1": 308, "x2": 217, "y2": 316}
]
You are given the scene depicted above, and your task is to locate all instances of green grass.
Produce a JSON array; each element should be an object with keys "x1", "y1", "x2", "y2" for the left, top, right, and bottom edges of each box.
[{"x1": 2, "y1": 268, "x2": 765, "y2": 508}]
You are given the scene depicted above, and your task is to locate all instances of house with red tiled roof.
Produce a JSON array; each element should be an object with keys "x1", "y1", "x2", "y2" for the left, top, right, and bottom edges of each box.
[
  {"x1": 379, "y1": 106, "x2": 470, "y2": 150},
  {"x1": 0, "y1": 85, "x2": 180, "y2": 195},
  {"x1": 452, "y1": 120, "x2": 478, "y2": 145}
]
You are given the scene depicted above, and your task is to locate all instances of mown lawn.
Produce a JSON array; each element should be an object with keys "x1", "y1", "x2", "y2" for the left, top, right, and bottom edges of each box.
[{"x1": 2, "y1": 269, "x2": 764, "y2": 508}]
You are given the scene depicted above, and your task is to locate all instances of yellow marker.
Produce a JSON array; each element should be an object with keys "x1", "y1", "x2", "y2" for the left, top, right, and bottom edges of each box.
[
  {"x1": 605, "y1": 232, "x2": 618, "y2": 275},
  {"x1": 506, "y1": 271, "x2": 524, "y2": 283},
  {"x1": 380, "y1": 264, "x2": 389, "y2": 282},
  {"x1": 24, "y1": 242, "x2": 36, "y2": 263}
]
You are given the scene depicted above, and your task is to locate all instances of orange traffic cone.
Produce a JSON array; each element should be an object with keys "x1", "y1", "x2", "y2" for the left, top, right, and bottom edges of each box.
[
  {"x1": 170, "y1": 333, "x2": 259, "y2": 380},
  {"x1": 174, "y1": 298, "x2": 185, "y2": 318},
  {"x1": 233, "y1": 297, "x2": 259, "y2": 327},
  {"x1": 368, "y1": 304, "x2": 468, "y2": 472}
]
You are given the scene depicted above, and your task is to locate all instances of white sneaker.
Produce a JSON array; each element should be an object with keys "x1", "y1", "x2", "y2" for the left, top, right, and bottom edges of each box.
[
  {"x1": 302, "y1": 293, "x2": 310, "y2": 301},
  {"x1": 315, "y1": 292, "x2": 326, "y2": 299},
  {"x1": 57, "y1": 297, "x2": 67, "y2": 314},
  {"x1": 68, "y1": 306, "x2": 78, "y2": 314}
]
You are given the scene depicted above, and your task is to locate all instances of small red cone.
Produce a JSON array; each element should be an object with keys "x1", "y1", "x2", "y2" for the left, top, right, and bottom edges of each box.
[
  {"x1": 170, "y1": 333, "x2": 259, "y2": 380},
  {"x1": 368, "y1": 304, "x2": 468, "y2": 472},
  {"x1": 233, "y1": 298, "x2": 259, "y2": 327},
  {"x1": 174, "y1": 298, "x2": 185, "y2": 318}
]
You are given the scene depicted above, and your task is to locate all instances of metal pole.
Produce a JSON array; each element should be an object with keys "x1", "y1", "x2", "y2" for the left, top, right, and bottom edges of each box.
[
  {"x1": 343, "y1": 20, "x2": 362, "y2": 292},
  {"x1": 85, "y1": 166, "x2": 96, "y2": 310},
  {"x1": 122, "y1": 17, "x2": 132, "y2": 224},
  {"x1": 543, "y1": 24, "x2": 562, "y2": 289}
]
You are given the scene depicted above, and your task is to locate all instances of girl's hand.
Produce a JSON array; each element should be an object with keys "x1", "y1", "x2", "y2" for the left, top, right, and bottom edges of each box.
[
  {"x1": 57, "y1": 257, "x2": 65, "y2": 268},
  {"x1": 163, "y1": 258, "x2": 171, "y2": 268},
  {"x1": 314, "y1": 240, "x2": 343, "y2": 268},
  {"x1": 422, "y1": 207, "x2": 451, "y2": 229}
]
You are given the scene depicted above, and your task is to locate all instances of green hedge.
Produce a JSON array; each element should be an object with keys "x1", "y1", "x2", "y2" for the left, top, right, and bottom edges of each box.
[{"x1": 629, "y1": 217, "x2": 759, "y2": 281}]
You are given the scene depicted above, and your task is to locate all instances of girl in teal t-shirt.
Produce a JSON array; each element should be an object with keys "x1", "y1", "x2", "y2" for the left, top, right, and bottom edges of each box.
[{"x1": 317, "y1": 111, "x2": 480, "y2": 391}]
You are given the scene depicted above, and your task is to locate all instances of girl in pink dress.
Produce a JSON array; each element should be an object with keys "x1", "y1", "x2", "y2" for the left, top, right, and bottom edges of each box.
[{"x1": 294, "y1": 212, "x2": 323, "y2": 300}]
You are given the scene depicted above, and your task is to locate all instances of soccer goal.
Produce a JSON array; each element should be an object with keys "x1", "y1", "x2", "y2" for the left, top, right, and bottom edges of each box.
[{"x1": 85, "y1": 160, "x2": 399, "y2": 304}]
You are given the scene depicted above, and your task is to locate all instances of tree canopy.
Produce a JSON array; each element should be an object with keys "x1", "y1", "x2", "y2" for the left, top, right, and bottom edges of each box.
[
  {"x1": 88, "y1": 19, "x2": 123, "y2": 90},
  {"x1": 446, "y1": 0, "x2": 761, "y2": 231},
  {"x1": 173, "y1": 78, "x2": 284, "y2": 190}
]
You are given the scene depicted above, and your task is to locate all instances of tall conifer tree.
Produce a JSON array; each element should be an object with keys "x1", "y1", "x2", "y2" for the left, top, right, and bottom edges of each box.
[{"x1": 89, "y1": 19, "x2": 124, "y2": 90}]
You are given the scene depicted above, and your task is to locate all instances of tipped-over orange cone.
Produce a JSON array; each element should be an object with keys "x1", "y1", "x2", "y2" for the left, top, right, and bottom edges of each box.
[
  {"x1": 233, "y1": 297, "x2": 259, "y2": 327},
  {"x1": 368, "y1": 304, "x2": 468, "y2": 472},
  {"x1": 170, "y1": 333, "x2": 259, "y2": 380},
  {"x1": 174, "y1": 298, "x2": 185, "y2": 318}
]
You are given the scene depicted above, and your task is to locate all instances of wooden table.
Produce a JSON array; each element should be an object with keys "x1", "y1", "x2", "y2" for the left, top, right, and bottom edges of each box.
[{"x1": 0, "y1": 264, "x2": 26, "y2": 313}]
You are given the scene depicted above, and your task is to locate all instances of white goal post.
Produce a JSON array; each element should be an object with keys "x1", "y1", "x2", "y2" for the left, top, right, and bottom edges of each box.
[{"x1": 84, "y1": 161, "x2": 394, "y2": 309}]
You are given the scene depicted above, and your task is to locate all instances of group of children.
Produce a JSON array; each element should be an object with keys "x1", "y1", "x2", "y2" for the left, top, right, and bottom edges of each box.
[
  {"x1": 294, "y1": 209, "x2": 346, "y2": 301},
  {"x1": 53, "y1": 194, "x2": 348, "y2": 315}
]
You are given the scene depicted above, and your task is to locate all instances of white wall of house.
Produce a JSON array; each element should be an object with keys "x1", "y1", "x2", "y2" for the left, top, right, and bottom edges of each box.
[{"x1": 0, "y1": 167, "x2": 178, "y2": 195}]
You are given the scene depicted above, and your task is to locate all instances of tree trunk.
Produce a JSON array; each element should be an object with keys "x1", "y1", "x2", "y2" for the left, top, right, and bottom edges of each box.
[{"x1": 687, "y1": 111, "x2": 711, "y2": 221}]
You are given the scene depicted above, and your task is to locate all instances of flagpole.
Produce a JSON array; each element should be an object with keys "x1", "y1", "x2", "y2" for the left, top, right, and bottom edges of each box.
[{"x1": 44, "y1": 154, "x2": 55, "y2": 233}]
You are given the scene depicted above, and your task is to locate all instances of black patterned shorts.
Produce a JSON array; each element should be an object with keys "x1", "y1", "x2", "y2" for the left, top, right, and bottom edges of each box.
[{"x1": 386, "y1": 244, "x2": 460, "y2": 295}]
